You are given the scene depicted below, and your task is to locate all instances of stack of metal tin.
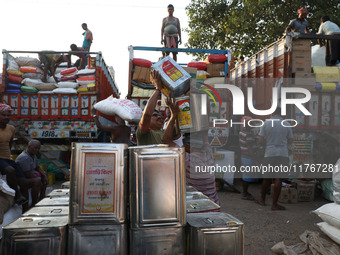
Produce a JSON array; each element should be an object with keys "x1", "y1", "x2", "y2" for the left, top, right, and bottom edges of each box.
[
  {"x1": 186, "y1": 186, "x2": 221, "y2": 214},
  {"x1": 129, "y1": 145, "x2": 186, "y2": 254},
  {"x1": 68, "y1": 143, "x2": 128, "y2": 254},
  {"x1": 1, "y1": 189, "x2": 70, "y2": 254}
]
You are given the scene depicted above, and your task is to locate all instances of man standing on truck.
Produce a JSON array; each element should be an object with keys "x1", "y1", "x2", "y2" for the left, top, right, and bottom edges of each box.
[
  {"x1": 136, "y1": 70, "x2": 180, "y2": 146},
  {"x1": 82, "y1": 23, "x2": 93, "y2": 52},
  {"x1": 161, "y1": 4, "x2": 182, "y2": 62},
  {"x1": 285, "y1": 7, "x2": 309, "y2": 34},
  {"x1": 68, "y1": 44, "x2": 87, "y2": 70},
  {"x1": 317, "y1": 16, "x2": 340, "y2": 66},
  {"x1": 257, "y1": 108, "x2": 294, "y2": 211}
]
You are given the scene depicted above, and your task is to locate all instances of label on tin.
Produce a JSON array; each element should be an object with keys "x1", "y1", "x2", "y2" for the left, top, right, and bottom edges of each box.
[
  {"x1": 177, "y1": 99, "x2": 192, "y2": 129},
  {"x1": 82, "y1": 153, "x2": 115, "y2": 214}
]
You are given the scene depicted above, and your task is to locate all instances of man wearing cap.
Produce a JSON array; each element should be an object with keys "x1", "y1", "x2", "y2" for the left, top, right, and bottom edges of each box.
[
  {"x1": 0, "y1": 103, "x2": 28, "y2": 205},
  {"x1": 285, "y1": 8, "x2": 309, "y2": 34}
]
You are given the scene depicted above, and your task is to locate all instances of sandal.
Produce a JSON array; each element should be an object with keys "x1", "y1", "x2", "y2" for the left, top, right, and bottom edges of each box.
[{"x1": 242, "y1": 193, "x2": 254, "y2": 200}]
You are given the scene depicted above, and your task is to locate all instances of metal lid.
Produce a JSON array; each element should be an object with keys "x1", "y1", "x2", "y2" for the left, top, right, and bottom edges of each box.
[
  {"x1": 186, "y1": 199, "x2": 220, "y2": 213},
  {"x1": 35, "y1": 196, "x2": 69, "y2": 207},
  {"x1": 3, "y1": 216, "x2": 68, "y2": 229},
  {"x1": 47, "y1": 189, "x2": 70, "y2": 197},
  {"x1": 187, "y1": 212, "x2": 243, "y2": 227},
  {"x1": 23, "y1": 206, "x2": 69, "y2": 217}
]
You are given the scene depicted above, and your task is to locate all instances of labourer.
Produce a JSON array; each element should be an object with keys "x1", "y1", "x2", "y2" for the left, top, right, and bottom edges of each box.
[
  {"x1": 16, "y1": 140, "x2": 48, "y2": 209},
  {"x1": 317, "y1": 16, "x2": 340, "y2": 66},
  {"x1": 91, "y1": 108, "x2": 132, "y2": 144},
  {"x1": 161, "y1": 4, "x2": 182, "y2": 61},
  {"x1": 285, "y1": 7, "x2": 309, "y2": 34},
  {"x1": 136, "y1": 70, "x2": 180, "y2": 146},
  {"x1": 0, "y1": 103, "x2": 28, "y2": 206},
  {"x1": 38, "y1": 51, "x2": 69, "y2": 82},
  {"x1": 82, "y1": 23, "x2": 93, "y2": 51},
  {"x1": 257, "y1": 108, "x2": 294, "y2": 211},
  {"x1": 68, "y1": 44, "x2": 87, "y2": 70}
]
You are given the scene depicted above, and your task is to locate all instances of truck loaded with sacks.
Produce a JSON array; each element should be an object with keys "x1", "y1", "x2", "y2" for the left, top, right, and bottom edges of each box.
[
  {"x1": 0, "y1": 50, "x2": 119, "y2": 143},
  {"x1": 229, "y1": 33, "x2": 340, "y2": 167}
]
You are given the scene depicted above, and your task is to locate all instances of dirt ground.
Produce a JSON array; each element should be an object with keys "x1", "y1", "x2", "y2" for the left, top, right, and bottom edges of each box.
[{"x1": 217, "y1": 179, "x2": 336, "y2": 255}]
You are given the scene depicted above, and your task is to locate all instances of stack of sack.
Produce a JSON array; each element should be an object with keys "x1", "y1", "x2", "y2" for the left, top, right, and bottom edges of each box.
[
  {"x1": 54, "y1": 67, "x2": 79, "y2": 94},
  {"x1": 76, "y1": 68, "x2": 96, "y2": 93},
  {"x1": 313, "y1": 159, "x2": 340, "y2": 245}
]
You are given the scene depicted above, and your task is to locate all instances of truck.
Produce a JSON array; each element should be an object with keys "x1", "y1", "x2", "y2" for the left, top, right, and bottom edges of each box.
[
  {"x1": 229, "y1": 33, "x2": 340, "y2": 166},
  {"x1": 0, "y1": 50, "x2": 119, "y2": 174}
]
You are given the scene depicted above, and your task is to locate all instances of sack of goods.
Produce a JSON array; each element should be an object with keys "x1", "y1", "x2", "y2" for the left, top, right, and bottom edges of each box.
[
  {"x1": 334, "y1": 159, "x2": 340, "y2": 204},
  {"x1": 15, "y1": 57, "x2": 41, "y2": 68},
  {"x1": 20, "y1": 66, "x2": 43, "y2": 74},
  {"x1": 21, "y1": 78, "x2": 43, "y2": 87},
  {"x1": 57, "y1": 82, "x2": 79, "y2": 89},
  {"x1": 94, "y1": 95, "x2": 143, "y2": 122},
  {"x1": 313, "y1": 203, "x2": 340, "y2": 245},
  {"x1": 77, "y1": 68, "x2": 96, "y2": 77}
]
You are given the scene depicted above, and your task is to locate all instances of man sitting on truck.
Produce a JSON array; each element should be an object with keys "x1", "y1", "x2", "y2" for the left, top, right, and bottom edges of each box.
[
  {"x1": 136, "y1": 70, "x2": 180, "y2": 146},
  {"x1": 68, "y1": 44, "x2": 87, "y2": 70},
  {"x1": 317, "y1": 16, "x2": 340, "y2": 66},
  {"x1": 285, "y1": 7, "x2": 309, "y2": 34}
]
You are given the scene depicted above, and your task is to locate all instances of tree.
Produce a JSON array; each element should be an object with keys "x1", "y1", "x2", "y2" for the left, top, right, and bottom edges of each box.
[{"x1": 185, "y1": 0, "x2": 340, "y2": 59}]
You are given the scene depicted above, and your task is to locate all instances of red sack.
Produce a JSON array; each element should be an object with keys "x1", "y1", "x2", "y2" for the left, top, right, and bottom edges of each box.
[
  {"x1": 206, "y1": 54, "x2": 227, "y2": 63},
  {"x1": 20, "y1": 66, "x2": 43, "y2": 73},
  {"x1": 187, "y1": 62, "x2": 207, "y2": 70},
  {"x1": 61, "y1": 67, "x2": 78, "y2": 76},
  {"x1": 133, "y1": 58, "x2": 152, "y2": 68},
  {"x1": 7, "y1": 75, "x2": 23, "y2": 84}
]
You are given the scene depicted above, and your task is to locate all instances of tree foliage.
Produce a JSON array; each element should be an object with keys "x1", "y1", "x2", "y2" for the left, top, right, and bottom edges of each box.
[{"x1": 185, "y1": 0, "x2": 340, "y2": 59}]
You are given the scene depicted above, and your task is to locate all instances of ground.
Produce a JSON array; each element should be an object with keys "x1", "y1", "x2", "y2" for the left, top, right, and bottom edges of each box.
[{"x1": 217, "y1": 179, "x2": 334, "y2": 254}]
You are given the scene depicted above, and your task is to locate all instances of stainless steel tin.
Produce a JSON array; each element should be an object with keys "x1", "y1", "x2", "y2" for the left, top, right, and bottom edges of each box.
[
  {"x1": 61, "y1": 181, "x2": 70, "y2": 189},
  {"x1": 35, "y1": 196, "x2": 69, "y2": 207},
  {"x1": 187, "y1": 198, "x2": 220, "y2": 213},
  {"x1": 129, "y1": 145, "x2": 186, "y2": 228},
  {"x1": 187, "y1": 212, "x2": 244, "y2": 255},
  {"x1": 186, "y1": 192, "x2": 209, "y2": 201},
  {"x1": 2, "y1": 216, "x2": 68, "y2": 255},
  {"x1": 176, "y1": 93, "x2": 209, "y2": 133},
  {"x1": 23, "y1": 206, "x2": 69, "y2": 217},
  {"x1": 47, "y1": 189, "x2": 69, "y2": 197},
  {"x1": 69, "y1": 143, "x2": 128, "y2": 224},
  {"x1": 152, "y1": 56, "x2": 191, "y2": 97},
  {"x1": 130, "y1": 226, "x2": 185, "y2": 255},
  {"x1": 68, "y1": 224, "x2": 127, "y2": 255}
]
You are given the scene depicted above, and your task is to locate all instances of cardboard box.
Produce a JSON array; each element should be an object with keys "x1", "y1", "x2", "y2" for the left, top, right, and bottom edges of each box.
[
  {"x1": 292, "y1": 39, "x2": 311, "y2": 51},
  {"x1": 293, "y1": 180, "x2": 316, "y2": 202},
  {"x1": 207, "y1": 63, "x2": 225, "y2": 77},
  {"x1": 292, "y1": 57, "x2": 311, "y2": 73},
  {"x1": 271, "y1": 184, "x2": 298, "y2": 204},
  {"x1": 132, "y1": 66, "x2": 151, "y2": 84},
  {"x1": 293, "y1": 73, "x2": 316, "y2": 86}
]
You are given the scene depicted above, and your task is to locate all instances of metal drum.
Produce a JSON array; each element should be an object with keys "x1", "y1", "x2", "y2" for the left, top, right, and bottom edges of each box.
[
  {"x1": 130, "y1": 226, "x2": 185, "y2": 255},
  {"x1": 129, "y1": 145, "x2": 186, "y2": 228},
  {"x1": 47, "y1": 189, "x2": 69, "y2": 198},
  {"x1": 68, "y1": 224, "x2": 127, "y2": 255},
  {"x1": 35, "y1": 196, "x2": 69, "y2": 207},
  {"x1": 187, "y1": 212, "x2": 244, "y2": 255},
  {"x1": 2, "y1": 216, "x2": 68, "y2": 255},
  {"x1": 69, "y1": 143, "x2": 128, "y2": 224},
  {"x1": 187, "y1": 198, "x2": 221, "y2": 213},
  {"x1": 23, "y1": 206, "x2": 69, "y2": 217}
]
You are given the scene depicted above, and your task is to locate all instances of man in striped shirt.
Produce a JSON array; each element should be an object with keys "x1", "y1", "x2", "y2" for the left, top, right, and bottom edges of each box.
[{"x1": 239, "y1": 116, "x2": 257, "y2": 200}]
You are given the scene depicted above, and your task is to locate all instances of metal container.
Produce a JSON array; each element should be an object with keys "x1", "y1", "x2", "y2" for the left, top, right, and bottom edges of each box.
[
  {"x1": 152, "y1": 56, "x2": 191, "y2": 97},
  {"x1": 35, "y1": 196, "x2": 69, "y2": 207},
  {"x1": 69, "y1": 143, "x2": 128, "y2": 224},
  {"x1": 187, "y1": 212, "x2": 244, "y2": 255},
  {"x1": 187, "y1": 198, "x2": 220, "y2": 213},
  {"x1": 130, "y1": 226, "x2": 185, "y2": 255},
  {"x1": 2, "y1": 216, "x2": 68, "y2": 255},
  {"x1": 47, "y1": 189, "x2": 69, "y2": 197},
  {"x1": 129, "y1": 145, "x2": 186, "y2": 228},
  {"x1": 23, "y1": 206, "x2": 69, "y2": 217},
  {"x1": 186, "y1": 192, "x2": 209, "y2": 201},
  {"x1": 68, "y1": 224, "x2": 127, "y2": 255},
  {"x1": 176, "y1": 93, "x2": 209, "y2": 133}
]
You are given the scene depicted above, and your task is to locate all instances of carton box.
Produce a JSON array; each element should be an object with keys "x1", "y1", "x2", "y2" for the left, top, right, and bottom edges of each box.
[
  {"x1": 292, "y1": 57, "x2": 311, "y2": 73},
  {"x1": 207, "y1": 63, "x2": 226, "y2": 77},
  {"x1": 293, "y1": 180, "x2": 316, "y2": 202},
  {"x1": 292, "y1": 39, "x2": 311, "y2": 51},
  {"x1": 271, "y1": 184, "x2": 298, "y2": 204},
  {"x1": 132, "y1": 66, "x2": 151, "y2": 84}
]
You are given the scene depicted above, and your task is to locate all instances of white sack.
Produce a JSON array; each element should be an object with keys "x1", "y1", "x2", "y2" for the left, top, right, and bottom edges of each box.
[
  {"x1": 53, "y1": 88, "x2": 77, "y2": 94},
  {"x1": 94, "y1": 95, "x2": 143, "y2": 122},
  {"x1": 57, "y1": 81, "x2": 79, "y2": 88},
  {"x1": 313, "y1": 203, "x2": 340, "y2": 228},
  {"x1": 334, "y1": 159, "x2": 340, "y2": 204},
  {"x1": 21, "y1": 78, "x2": 43, "y2": 87},
  {"x1": 312, "y1": 45, "x2": 326, "y2": 67},
  {"x1": 317, "y1": 222, "x2": 340, "y2": 245}
]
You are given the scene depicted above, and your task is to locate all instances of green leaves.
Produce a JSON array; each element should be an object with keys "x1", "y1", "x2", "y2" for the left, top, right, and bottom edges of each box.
[{"x1": 185, "y1": 0, "x2": 340, "y2": 59}]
